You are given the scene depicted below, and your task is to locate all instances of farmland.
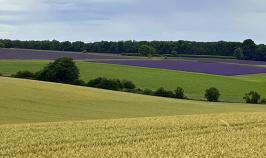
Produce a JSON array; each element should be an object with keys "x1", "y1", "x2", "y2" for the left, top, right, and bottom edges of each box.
[
  {"x1": 1, "y1": 112, "x2": 265, "y2": 157},
  {"x1": 2, "y1": 77, "x2": 266, "y2": 125},
  {"x1": 1, "y1": 60, "x2": 266, "y2": 102}
]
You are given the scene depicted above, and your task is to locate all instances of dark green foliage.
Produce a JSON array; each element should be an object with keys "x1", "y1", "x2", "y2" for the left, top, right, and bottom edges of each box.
[
  {"x1": 87, "y1": 77, "x2": 135, "y2": 91},
  {"x1": 261, "y1": 98, "x2": 266, "y2": 104},
  {"x1": 171, "y1": 50, "x2": 178, "y2": 57},
  {"x1": 242, "y1": 39, "x2": 257, "y2": 60},
  {"x1": 243, "y1": 91, "x2": 261, "y2": 104},
  {"x1": 174, "y1": 87, "x2": 187, "y2": 99},
  {"x1": 138, "y1": 45, "x2": 156, "y2": 56},
  {"x1": 71, "y1": 79, "x2": 87, "y2": 86},
  {"x1": 204, "y1": 87, "x2": 220, "y2": 102},
  {"x1": 14, "y1": 70, "x2": 35, "y2": 79},
  {"x1": 143, "y1": 89, "x2": 153, "y2": 95},
  {"x1": 125, "y1": 88, "x2": 144, "y2": 94},
  {"x1": 122, "y1": 79, "x2": 136, "y2": 89},
  {"x1": 0, "y1": 42, "x2": 5, "y2": 48},
  {"x1": 35, "y1": 57, "x2": 79, "y2": 84},
  {"x1": 233, "y1": 48, "x2": 245, "y2": 60},
  {"x1": 154, "y1": 87, "x2": 174, "y2": 98},
  {"x1": 88, "y1": 77, "x2": 119, "y2": 90}
]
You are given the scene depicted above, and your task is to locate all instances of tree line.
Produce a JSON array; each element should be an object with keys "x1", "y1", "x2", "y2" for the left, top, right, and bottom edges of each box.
[{"x1": 0, "y1": 38, "x2": 265, "y2": 61}]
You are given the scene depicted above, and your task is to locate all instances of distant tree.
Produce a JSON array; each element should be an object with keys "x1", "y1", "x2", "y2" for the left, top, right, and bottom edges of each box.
[
  {"x1": 14, "y1": 70, "x2": 35, "y2": 79},
  {"x1": 87, "y1": 77, "x2": 121, "y2": 91},
  {"x1": 36, "y1": 57, "x2": 79, "y2": 84},
  {"x1": 205, "y1": 87, "x2": 220, "y2": 102},
  {"x1": 261, "y1": 98, "x2": 266, "y2": 104},
  {"x1": 122, "y1": 79, "x2": 136, "y2": 89},
  {"x1": 71, "y1": 79, "x2": 87, "y2": 86},
  {"x1": 0, "y1": 42, "x2": 5, "y2": 48},
  {"x1": 255, "y1": 44, "x2": 266, "y2": 61},
  {"x1": 243, "y1": 91, "x2": 261, "y2": 104},
  {"x1": 143, "y1": 89, "x2": 153, "y2": 95},
  {"x1": 242, "y1": 39, "x2": 257, "y2": 60},
  {"x1": 154, "y1": 87, "x2": 174, "y2": 98},
  {"x1": 174, "y1": 87, "x2": 187, "y2": 99},
  {"x1": 233, "y1": 48, "x2": 245, "y2": 60},
  {"x1": 171, "y1": 50, "x2": 178, "y2": 57},
  {"x1": 138, "y1": 45, "x2": 156, "y2": 56}
]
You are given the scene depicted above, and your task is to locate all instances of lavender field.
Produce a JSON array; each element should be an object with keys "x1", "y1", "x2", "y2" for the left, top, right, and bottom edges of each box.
[
  {"x1": 94, "y1": 60, "x2": 266, "y2": 76},
  {"x1": 170, "y1": 57, "x2": 266, "y2": 65},
  {"x1": 0, "y1": 48, "x2": 138, "y2": 60}
]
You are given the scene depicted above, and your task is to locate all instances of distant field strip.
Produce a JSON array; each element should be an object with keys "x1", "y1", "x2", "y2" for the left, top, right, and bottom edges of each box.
[
  {"x1": 93, "y1": 60, "x2": 266, "y2": 75},
  {"x1": 1, "y1": 77, "x2": 266, "y2": 125},
  {"x1": 0, "y1": 48, "x2": 139, "y2": 60},
  {"x1": 1, "y1": 113, "x2": 265, "y2": 157}
]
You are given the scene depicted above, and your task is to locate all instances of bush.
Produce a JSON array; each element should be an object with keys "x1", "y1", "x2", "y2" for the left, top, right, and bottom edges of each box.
[
  {"x1": 14, "y1": 70, "x2": 35, "y2": 79},
  {"x1": 204, "y1": 87, "x2": 220, "y2": 102},
  {"x1": 143, "y1": 89, "x2": 153, "y2": 95},
  {"x1": 261, "y1": 98, "x2": 266, "y2": 104},
  {"x1": 71, "y1": 79, "x2": 87, "y2": 86},
  {"x1": 243, "y1": 91, "x2": 261, "y2": 104},
  {"x1": 36, "y1": 57, "x2": 79, "y2": 84},
  {"x1": 174, "y1": 87, "x2": 187, "y2": 99},
  {"x1": 154, "y1": 87, "x2": 174, "y2": 98},
  {"x1": 88, "y1": 77, "x2": 120, "y2": 90},
  {"x1": 125, "y1": 88, "x2": 144, "y2": 94},
  {"x1": 122, "y1": 79, "x2": 136, "y2": 89}
]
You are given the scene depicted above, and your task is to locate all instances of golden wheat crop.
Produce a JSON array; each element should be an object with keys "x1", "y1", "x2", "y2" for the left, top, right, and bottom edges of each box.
[{"x1": 0, "y1": 112, "x2": 265, "y2": 157}]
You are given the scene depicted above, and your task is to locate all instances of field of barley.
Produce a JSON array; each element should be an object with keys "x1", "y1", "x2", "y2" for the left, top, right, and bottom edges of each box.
[{"x1": 1, "y1": 112, "x2": 265, "y2": 157}]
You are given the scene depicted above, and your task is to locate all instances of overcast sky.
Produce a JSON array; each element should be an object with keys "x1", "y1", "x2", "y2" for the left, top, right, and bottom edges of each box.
[{"x1": 0, "y1": 0, "x2": 266, "y2": 44}]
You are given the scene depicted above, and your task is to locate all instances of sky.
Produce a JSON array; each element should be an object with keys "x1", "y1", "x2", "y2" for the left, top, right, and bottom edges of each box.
[{"x1": 0, "y1": 0, "x2": 266, "y2": 44}]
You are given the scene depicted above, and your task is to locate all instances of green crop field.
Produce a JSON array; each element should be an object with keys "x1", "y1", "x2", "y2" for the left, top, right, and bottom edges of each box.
[
  {"x1": 1, "y1": 112, "x2": 265, "y2": 157},
  {"x1": 1, "y1": 60, "x2": 266, "y2": 102},
  {"x1": 1, "y1": 77, "x2": 266, "y2": 125}
]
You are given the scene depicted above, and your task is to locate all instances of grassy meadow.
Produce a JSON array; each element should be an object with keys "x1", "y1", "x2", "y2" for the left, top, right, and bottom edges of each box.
[
  {"x1": 1, "y1": 77, "x2": 266, "y2": 125},
  {"x1": 1, "y1": 113, "x2": 265, "y2": 157},
  {"x1": 1, "y1": 60, "x2": 266, "y2": 102}
]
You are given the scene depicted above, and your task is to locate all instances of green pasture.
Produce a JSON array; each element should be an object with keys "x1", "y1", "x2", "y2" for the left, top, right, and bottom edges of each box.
[
  {"x1": 1, "y1": 60, "x2": 266, "y2": 102},
  {"x1": 1, "y1": 77, "x2": 266, "y2": 125}
]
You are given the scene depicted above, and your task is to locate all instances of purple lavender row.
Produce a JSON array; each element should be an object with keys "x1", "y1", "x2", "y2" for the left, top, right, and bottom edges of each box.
[
  {"x1": 170, "y1": 57, "x2": 266, "y2": 65},
  {"x1": 93, "y1": 60, "x2": 266, "y2": 76},
  {"x1": 0, "y1": 48, "x2": 139, "y2": 60}
]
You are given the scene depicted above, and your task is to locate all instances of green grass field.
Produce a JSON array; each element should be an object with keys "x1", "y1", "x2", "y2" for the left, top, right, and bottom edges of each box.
[
  {"x1": 1, "y1": 60, "x2": 266, "y2": 102},
  {"x1": 1, "y1": 77, "x2": 266, "y2": 125}
]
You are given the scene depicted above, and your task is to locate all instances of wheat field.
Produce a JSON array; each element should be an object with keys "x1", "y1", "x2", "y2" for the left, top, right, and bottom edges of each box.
[{"x1": 1, "y1": 112, "x2": 265, "y2": 157}]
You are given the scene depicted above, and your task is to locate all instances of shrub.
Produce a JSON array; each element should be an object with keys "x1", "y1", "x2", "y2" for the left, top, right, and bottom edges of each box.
[
  {"x1": 14, "y1": 70, "x2": 35, "y2": 79},
  {"x1": 35, "y1": 57, "x2": 79, "y2": 84},
  {"x1": 87, "y1": 77, "x2": 121, "y2": 90},
  {"x1": 174, "y1": 87, "x2": 187, "y2": 99},
  {"x1": 243, "y1": 91, "x2": 261, "y2": 104},
  {"x1": 204, "y1": 87, "x2": 220, "y2": 102},
  {"x1": 82, "y1": 50, "x2": 87, "y2": 53},
  {"x1": 261, "y1": 98, "x2": 266, "y2": 104},
  {"x1": 143, "y1": 89, "x2": 153, "y2": 95},
  {"x1": 125, "y1": 88, "x2": 144, "y2": 94},
  {"x1": 122, "y1": 79, "x2": 136, "y2": 89},
  {"x1": 154, "y1": 87, "x2": 174, "y2": 98},
  {"x1": 71, "y1": 79, "x2": 87, "y2": 86}
]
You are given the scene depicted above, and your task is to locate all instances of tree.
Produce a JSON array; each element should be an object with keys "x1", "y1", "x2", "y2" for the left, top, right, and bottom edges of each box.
[
  {"x1": 233, "y1": 48, "x2": 245, "y2": 60},
  {"x1": 171, "y1": 50, "x2": 178, "y2": 57},
  {"x1": 205, "y1": 87, "x2": 220, "y2": 102},
  {"x1": 122, "y1": 79, "x2": 136, "y2": 89},
  {"x1": 138, "y1": 45, "x2": 156, "y2": 56},
  {"x1": 154, "y1": 87, "x2": 174, "y2": 98},
  {"x1": 174, "y1": 87, "x2": 187, "y2": 99},
  {"x1": 0, "y1": 42, "x2": 5, "y2": 48},
  {"x1": 243, "y1": 91, "x2": 260, "y2": 104},
  {"x1": 242, "y1": 39, "x2": 257, "y2": 60},
  {"x1": 36, "y1": 57, "x2": 79, "y2": 84}
]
